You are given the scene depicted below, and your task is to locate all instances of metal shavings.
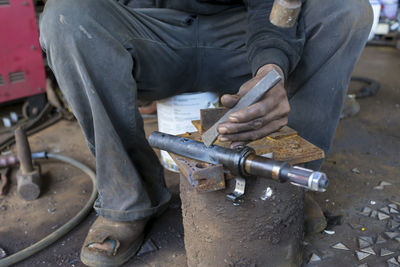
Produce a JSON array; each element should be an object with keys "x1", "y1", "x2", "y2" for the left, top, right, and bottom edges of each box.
[
  {"x1": 387, "y1": 258, "x2": 400, "y2": 266},
  {"x1": 361, "y1": 207, "x2": 372, "y2": 216},
  {"x1": 379, "y1": 181, "x2": 392, "y2": 186},
  {"x1": 378, "y1": 212, "x2": 391, "y2": 220},
  {"x1": 309, "y1": 253, "x2": 321, "y2": 262},
  {"x1": 389, "y1": 220, "x2": 400, "y2": 230},
  {"x1": 384, "y1": 232, "x2": 399, "y2": 239},
  {"x1": 260, "y1": 187, "x2": 273, "y2": 201},
  {"x1": 380, "y1": 248, "x2": 394, "y2": 257},
  {"x1": 390, "y1": 208, "x2": 399, "y2": 214},
  {"x1": 0, "y1": 247, "x2": 6, "y2": 259},
  {"x1": 376, "y1": 234, "x2": 386, "y2": 244},
  {"x1": 380, "y1": 207, "x2": 390, "y2": 214},
  {"x1": 370, "y1": 210, "x2": 378, "y2": 219},
  {"x1": 359, "y1": 236, "x2": 374, "y2": 245},
  {"x1": 374, "y1": 186, "x2": 384, "y2": 190},
  {"x1": 332, "y1": 242, "x2": 349, "y2": 250},
  {"x1": 358, "y1": 238, "x2": 371, "y2": 249},
  {"x1": 360, "y1": 247, "x2": 375, "y2": 255},
  {"x1": 356, "y1": 251, "x2": 371, "y2": 261},
  {"x1": 388, "y1": 203, "x2": 398, "y2": 209}
]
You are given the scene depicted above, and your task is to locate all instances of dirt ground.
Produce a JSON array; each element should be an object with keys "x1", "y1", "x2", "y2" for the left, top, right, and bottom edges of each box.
[{"x1": 0, "y1": 46, "x2": 399, "y2": 267}]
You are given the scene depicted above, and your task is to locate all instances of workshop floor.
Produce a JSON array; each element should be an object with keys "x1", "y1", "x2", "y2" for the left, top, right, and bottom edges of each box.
[{"x1": 0, "y1": 46, "x2": 399, "y2": 267}]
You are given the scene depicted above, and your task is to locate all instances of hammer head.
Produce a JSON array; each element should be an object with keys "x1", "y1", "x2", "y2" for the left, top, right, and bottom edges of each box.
[{"x1": 16, "y1": 165, "x2": 41, "y2": 201}]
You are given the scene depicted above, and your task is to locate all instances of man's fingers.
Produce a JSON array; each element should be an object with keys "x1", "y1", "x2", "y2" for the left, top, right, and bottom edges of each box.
[
  {"x1": 220, "y1": 94, "x2": 240, "y2": 108},
  {"x1": 218, "y1": 117, "x2": 288, "y2": 142}
]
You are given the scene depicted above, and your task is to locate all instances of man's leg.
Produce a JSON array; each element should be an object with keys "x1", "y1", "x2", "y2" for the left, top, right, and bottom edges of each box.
[
  {"x1": 286, "y1": 0, "x2": 373, "y2": 169},
  {"x1": 39, "y1": 0, "x2": 198, "y2": 264}
]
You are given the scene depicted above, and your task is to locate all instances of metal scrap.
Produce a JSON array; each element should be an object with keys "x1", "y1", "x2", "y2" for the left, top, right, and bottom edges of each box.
[
  {"x1": 378, "y1": 212, "x2": 390, "y2": 220},
  {"x1": 376, "y1": 234, "x2": 387, "y2": 244},
  {"x1": 370, "y1": 210, "x2": 378, "y2": 219},
  {"x1": 137, "y1": 238, "x2": 158, "y2": 256},
  {"x1": 380, "y1": 207, "x2": 390, "y2": 214},
  {"x1": 387, "y1": 258, "x2": 400, "y2": 266},
  {"x1": 332, "y1": 243, "x2": 349, "y2": 250},
  {"x1": 380, "y1": 248, "x2": 394, "y2": 257},
  {"x1": 358, "y1": 238, "x2": 371, "y2": 249},
  {"x1": 384, "y1": 232, "x2": 399, "y2": 239},
  {"x1": 309, "y1": 253, "x2": 321, "y2": 262},
  {"x1": 360, "y1": 247, "x2": 375, "y2": 255},
  {"x1": 355, "y1": 251, "x2": 371, "y2": 261},
  {"x1": 0, "y1": 247, "x2": 6, "y2": 259},
  {"x1": 359, "y1": 236, "x2": 374, "y2": 245},
  {"x1": 379, "y1": 181, "x2": 392, "y2": 186},
  {"x1": 361, "y1": 207, "x2": 372, "y2": 216}
]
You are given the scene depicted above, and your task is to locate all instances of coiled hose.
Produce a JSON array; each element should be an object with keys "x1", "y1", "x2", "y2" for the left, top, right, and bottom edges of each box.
[{"x1": 0, "y1": 152, "x2": 97, "y2": 267}]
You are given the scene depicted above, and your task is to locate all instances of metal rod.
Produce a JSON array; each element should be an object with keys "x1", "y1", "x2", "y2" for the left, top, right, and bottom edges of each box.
[
  {"x1": 149, "y1": 132, "x2": 329, "y2": 192},
  {"x1": 15, "y1": 127, "x2": 34, "y2": 173}
]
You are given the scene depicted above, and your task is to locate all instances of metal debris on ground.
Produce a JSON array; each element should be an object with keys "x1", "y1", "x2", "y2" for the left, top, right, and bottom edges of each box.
[
  {"x1": 370, "y1": 201, "x2": 376, "y2": 205},
  {"x1": 395, "y1": 237, "x2": 400, "y2": 242},
  {"x1": 380, "y1": 207, "x2": 390, "y2": 214},
  {"x1": 390, "y1": 208, "x2": 399, "y2": 214},
  {"x1": 332, "y1": 242, "x2": 350, "y2": 250},
  {"x1": 388, "y1": 220, "x2": 400, "y2": 230},
  {"x1": 358, "y1": 238, "x2": 371, "y2": 249},
  {"x1": 309, "y1": 253, "x2": 321, "y2": 262},
  {"x1": 0, "y1": 247, "x2": 6, "y2": 259},
  {"x1": 361, "y1": 207, "x2": 372, "y2": 216},
  {"x1": 136, "y1": 238, "x2": 158, "y2": 256},
  {"x1": 384, "y1": 232, "x2": 399, "y2": 239},
  {"x1": 378, "y1": 212, "x2": 391, "y2": 220},
  {"x1": 387, "y1": 258, "x2": 400, "y2": 266},
  {"x1": 380, "y1": 248, "x2": 394, "y2": 257},
  {"x1": 388, "y1": 203, "x2": 398, "y2": 209},
  {"x1": 352, "y1": 168, "x2": 361, "y2": 174},
  {"x1": 379, "y1": 181, "x2": 392, "y2": 186},
  {"x1": 374, "y1": 186, "x2": 384, "y2": 190},
  {"x1": 370, "y1": 210, "x2": 378, "y2": 218},
  {"x1": 360, "y1": 247, "x2": 375, "y2": 255},
  {"x1": 260, "y1": 187, "x2": 273, "y2": 201},
  {"x1": 376, "y1": 234, "x2": 387, "y2": 244},
  {"x1": 359, "y1": 236, "x2": 374, "y2": 245},
  {"x1": 355, "y1": 251, "x2": 371, "y2": 261}
]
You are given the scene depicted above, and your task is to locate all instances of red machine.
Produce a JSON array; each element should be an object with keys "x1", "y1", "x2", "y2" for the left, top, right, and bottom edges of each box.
[{"x1": 0, "y1": 0, "x2": 46, "y2": 104}]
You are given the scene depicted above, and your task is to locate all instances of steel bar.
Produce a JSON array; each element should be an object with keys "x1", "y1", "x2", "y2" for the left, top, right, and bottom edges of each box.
[
  {"x1": 149, "y1": 131, "x2": 328, "y2": 192},
  {"x1": 201, "y1": 69, "x2": 282, "y2": 147}
]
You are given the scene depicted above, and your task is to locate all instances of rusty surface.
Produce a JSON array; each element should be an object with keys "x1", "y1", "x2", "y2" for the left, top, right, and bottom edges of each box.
[
  {"x1": 200, "y1": 107, "x2": 228, "y2": 134},
  {"x1": 172, "y1": 156, "x2": 225, "y2": 193}
]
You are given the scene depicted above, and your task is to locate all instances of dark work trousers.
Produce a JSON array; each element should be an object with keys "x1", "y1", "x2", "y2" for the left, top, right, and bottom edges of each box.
[{"x1": 39, "y1": 0, "x2": 372, "y2": 221}]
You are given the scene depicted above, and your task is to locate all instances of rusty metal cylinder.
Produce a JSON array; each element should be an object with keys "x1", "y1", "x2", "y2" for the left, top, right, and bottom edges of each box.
[
  {"x1": 180, "y1": 173, "x2": 304, "y2": 267},
  {"x1": 15, "y1": 127, "x2": 34, "y2": 173},
  {"x1": 270, "y1": 0, "x2": 302, "y2": 28}
]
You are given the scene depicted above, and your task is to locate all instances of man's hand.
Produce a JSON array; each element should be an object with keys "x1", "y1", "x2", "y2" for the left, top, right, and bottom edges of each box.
[{"x1": 218, "y1": 64, "x2": 290, "y2": 148}]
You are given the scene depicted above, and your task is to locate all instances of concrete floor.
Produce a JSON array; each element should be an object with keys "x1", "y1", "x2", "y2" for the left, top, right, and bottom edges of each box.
[{"x1": 0, "y1": 46, "x2": 399, "y2": 267}]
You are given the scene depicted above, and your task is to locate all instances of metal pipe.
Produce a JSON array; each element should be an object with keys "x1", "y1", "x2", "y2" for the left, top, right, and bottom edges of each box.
[{"x1": 149, "y1": 132, "x2": 329, "y2": 192}]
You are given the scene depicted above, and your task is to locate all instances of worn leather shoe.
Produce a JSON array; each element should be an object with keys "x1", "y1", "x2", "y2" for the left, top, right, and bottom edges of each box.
[{"x1": 80, "y1": 216, "x2": 147, "y2": 267}]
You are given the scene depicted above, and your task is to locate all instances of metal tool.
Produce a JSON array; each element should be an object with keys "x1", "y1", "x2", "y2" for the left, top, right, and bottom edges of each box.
[
  {"x1": 201, "y1": 69, "x2": 282, "y2": 147},
  {"x1": 226, "y1": 177, "x2": 246, "y2": 204},
  {"x1": 150, "y1": 132, "x2": 329, "y2": 192},
  {"x1": 270, "y1": 0, "x2": 302, "y2": 28},
  {"x1": 15, "y1": 127, "x2": 41, "y2": 200}
]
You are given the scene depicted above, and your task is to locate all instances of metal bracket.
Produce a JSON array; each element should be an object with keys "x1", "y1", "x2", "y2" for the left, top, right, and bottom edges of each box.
[{"x1": 226, "y1": 177, "x2": 246, "y2": 205}]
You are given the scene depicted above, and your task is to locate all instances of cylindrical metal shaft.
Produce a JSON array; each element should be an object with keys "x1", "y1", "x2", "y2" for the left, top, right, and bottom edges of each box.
[
  {"x1": 149, "y1": 132, "x2": 329, "y2": 192},
  {"x1": 15, "y1": 127, "x2": 34, "y2": 173}
]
